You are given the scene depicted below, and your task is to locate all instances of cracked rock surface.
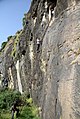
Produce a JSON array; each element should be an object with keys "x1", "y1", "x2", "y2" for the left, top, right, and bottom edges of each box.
[{"x1": 0, "y1": 0, "x2": 80, "y2": 119}]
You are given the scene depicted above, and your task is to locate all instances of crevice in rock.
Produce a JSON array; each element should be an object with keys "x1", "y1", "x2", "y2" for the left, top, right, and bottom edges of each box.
[
  {"x1": 30, "y1": 33, "x2": 33, "y2": 41},
  {"x1": 22, "y1": 50, "x2": 26, "y2": 56}
]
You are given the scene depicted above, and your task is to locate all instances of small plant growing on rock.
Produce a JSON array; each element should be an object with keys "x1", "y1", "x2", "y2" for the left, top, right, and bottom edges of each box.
[
  {"x1": 1, "y1": 42, "x2": 7, "y2": 50},
  {"x1": 7, "y1": 36, "x2": 13, "y2": 42}
]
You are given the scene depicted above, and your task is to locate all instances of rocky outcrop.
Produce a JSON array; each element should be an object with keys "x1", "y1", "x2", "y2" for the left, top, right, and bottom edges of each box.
[{"x1": 0, "y1": 0, "x2": 80, "y2": 119}]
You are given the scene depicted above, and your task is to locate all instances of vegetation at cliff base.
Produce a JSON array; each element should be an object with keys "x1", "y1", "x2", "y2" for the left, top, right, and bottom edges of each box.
[{"x1": 0, "y1": 89, "x2": 40, "y2": 119}]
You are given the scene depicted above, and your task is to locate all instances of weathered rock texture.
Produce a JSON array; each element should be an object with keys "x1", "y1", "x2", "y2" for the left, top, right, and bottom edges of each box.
[{"x1": 0, "y1": 0, "x2": 80, "y2": 119}]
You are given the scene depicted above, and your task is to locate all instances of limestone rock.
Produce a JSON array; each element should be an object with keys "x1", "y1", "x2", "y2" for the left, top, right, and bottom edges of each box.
[{"x1": 0, "y1": 0, "x2": 80, "y2": 119}]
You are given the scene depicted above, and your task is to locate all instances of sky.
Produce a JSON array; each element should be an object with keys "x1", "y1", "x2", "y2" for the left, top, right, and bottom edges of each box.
[{"x1": 0, "y1": 0, "x2": 31, "y2": 47}]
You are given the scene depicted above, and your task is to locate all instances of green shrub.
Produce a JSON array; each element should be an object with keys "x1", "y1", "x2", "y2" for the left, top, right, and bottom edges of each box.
[
  {"x1": 7, "y1": 36, "x2": 13, "y2": 41},
  {"x1": 1, "y1": 42, "x2": 7, "y2": 50},
  {"x1": 0, "y1": 89, "x2": 21, "y2": 110},
  {"x1": 22, "y1": 17, "x2": 26, "y2": 26},
  {"x1": 0, "y1": 89, "x2": 41, "y2": 119}
]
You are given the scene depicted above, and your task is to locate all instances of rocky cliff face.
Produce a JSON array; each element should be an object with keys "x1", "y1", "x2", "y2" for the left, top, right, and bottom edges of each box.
[{"x1": 0, "y1": 0, "x2": 80, "y2": 119}]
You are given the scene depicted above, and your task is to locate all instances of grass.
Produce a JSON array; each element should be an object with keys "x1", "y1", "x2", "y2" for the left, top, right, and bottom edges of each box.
[{"x1": 0, "y1": 110, "x2": 11, "y2": 119}]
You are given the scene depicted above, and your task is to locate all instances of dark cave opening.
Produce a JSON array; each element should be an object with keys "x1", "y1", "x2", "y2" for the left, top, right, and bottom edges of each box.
[
  {"x1": 22, "y1": 50, "x2": 26, "y2": 55},
  {"x1": 46, "y1": 0, "x2": 57, "y2": 20},
  {"x1": 47, "y1": 0, "x2": 57, "y2": 8}
]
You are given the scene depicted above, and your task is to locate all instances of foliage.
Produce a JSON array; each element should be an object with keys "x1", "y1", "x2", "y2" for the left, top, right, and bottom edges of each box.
[
  {"x1": 0, "y1": 36, "x2": 12, "y2": 51},
  {"x1": 26, "y1": 98, "x2": 33, "y2": 105},
  {"x1": 0, "y1": 89, "x2": 21, "y2": 110},
  {"x1": 0, "y1": 36, "x2": 13, "y2": 53},
  {"x1": 22, "y1": 13, "x2": 31, "y2": 27},
  {"x1": 0, "y1": 89, "x2": 41, "y2": 119},
  {"x1": 11, "y1": 30, "x2": 22, "y2": 58},
  {"x1": 18, "y1": 105, "x2": 40, "y2": 119},
  {"x1": 7, "y1": 36, "x2": 13, "y2": 42},
  {"x1": 22, "y1": 17, "x2": 26, "y2": 26},
  {"x1": 1, "y1": 42, "x2": 7, "y2": 50}
]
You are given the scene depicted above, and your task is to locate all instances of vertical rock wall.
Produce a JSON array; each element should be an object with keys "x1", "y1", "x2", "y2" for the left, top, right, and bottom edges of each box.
[
  {"x1": 41, "y1": 1, "x2": 80, "y2": 119},
  {"x1": 0, "y1": 0, "x2": 80, "y2": 119}
]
